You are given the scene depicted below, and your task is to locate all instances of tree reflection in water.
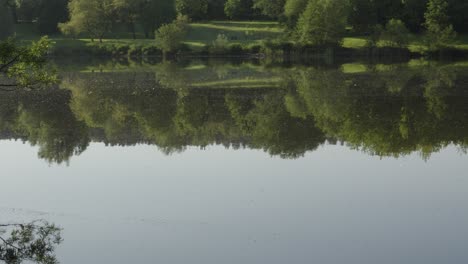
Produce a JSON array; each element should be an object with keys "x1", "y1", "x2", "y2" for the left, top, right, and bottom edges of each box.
[
  {"x1": 0, "y1": 61, "x2": 466, "y2": 164},
  {"x1": 0, "y1": 220, "x2": 62, "y2": 264}
]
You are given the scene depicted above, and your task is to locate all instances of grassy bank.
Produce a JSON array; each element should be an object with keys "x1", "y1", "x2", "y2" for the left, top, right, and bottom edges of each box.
[{"x1": 14, "y1": 21, "x2": 468, "y2": 59}]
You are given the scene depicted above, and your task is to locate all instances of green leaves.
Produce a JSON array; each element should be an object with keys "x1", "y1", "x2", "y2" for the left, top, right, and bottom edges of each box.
[
  {"x1": 424, "y1": 0, "x2": 457, "y2": 49},
  {"x1": 0, "y1": 221, "x2": 62, "y2": 264},
  {"x1": 155, "y1": 17, "x2": 190, "y2": 53},
  {"x1": 295, "y1": 0, "x2": 349, "y2": 46},
  {"x1": 0, "y1": 37, "x2": 57, "y2": 89}
]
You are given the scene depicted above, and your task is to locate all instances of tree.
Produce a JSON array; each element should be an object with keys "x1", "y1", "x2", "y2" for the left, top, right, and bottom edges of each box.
[
  {"x1": 224, "y1": 0, "x2": 254, "y2": 19},
  {"x1": 402, "y1": 0, "x2": 427, "y2": 32},
  {"x1": 348, "y1": 0, "x2": 377, "y2": 33},
  {"x1": 0, "y1": 37, "x2": 57, "y2": 90},
  {"x1": 424, "y1": 0, "x2": 456, "y2": 48},
  {"x1": 253, "y1": 0, "x2": 285, "y2": 18},
  {"x1": 284, "y1": 0, "x2": 308, "y2": 18},
  {"x1": 295, "y1": 0, "x2": 349, "y2": 46},
  {"x1": 155, "y1": 18, "x2": 189, "y2": 54},
  {"x1": 139, "y1": 0, "x2": 176, "y2": 38},
  {"x1": 0, "y1": 220, "x2": 62, "y2": 264},
  {"x1": 448, "y1": 0, "x2": 468, "y2": 33},
  {"x1": 380, "y1": 19, "x2": 410, "y2": 48},
  {"x1": 59, "y1": 0, "x2": 118, "y2": 43},
  {"x1": 175, "y1": 0, "x2": 208, "y2": 20},
  {"x1": 114, "y1": 0, "x2": 142, "y2": 39},
  {"x1": 37, "y1": 0, "x2": 69, "y2": 34},
  {"x1": 207, "y1": 0, "x2": 227, "y2": 19},
  {"x1": 15, "y1": 0, "x2": 41, "y2": 22},
  {"x1": 374, "y1": 0, "x2": 404, "y2": 25}
]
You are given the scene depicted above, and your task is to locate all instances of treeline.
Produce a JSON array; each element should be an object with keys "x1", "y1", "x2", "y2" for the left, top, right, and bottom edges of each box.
[{"x1": 2, "y1": 0, "x2": 467, "y2": 35}]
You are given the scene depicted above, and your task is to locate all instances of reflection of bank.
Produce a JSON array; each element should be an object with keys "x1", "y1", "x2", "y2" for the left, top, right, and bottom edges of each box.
[
  {"x1": 0, "y1": 63, "x2": 467, "y2": 164},
  {"x1": 0, "y1": 220, "x2": 62, "y2": 264}
]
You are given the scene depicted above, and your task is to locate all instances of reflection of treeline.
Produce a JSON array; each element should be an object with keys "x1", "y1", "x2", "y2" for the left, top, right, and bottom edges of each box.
[
  {"x1": 0, "y1": 63, "x2": 467, "y2": 164},
  {"x1": 284, "y1": 66, "x2": 468, "y2": 158},
  {"x1": 0, "y1": 88, "x2": 89, "y2": 164}
]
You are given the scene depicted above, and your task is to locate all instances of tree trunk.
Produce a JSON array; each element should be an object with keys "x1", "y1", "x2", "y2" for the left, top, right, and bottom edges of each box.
[
  {"x1": 11, "y1": 8, "x2": 18, "y2": 24},
  {"x1": 131, "y1": 23, "x2": 136, "y2": 40}
]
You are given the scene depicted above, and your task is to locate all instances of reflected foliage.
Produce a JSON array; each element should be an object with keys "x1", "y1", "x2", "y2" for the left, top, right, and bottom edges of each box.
[
  {"x1": 0, "y1": 220, "x2": 62, "y2": 264},
  {"x1": 0, "y1": 61, "x2": 467, "y2": 163}
]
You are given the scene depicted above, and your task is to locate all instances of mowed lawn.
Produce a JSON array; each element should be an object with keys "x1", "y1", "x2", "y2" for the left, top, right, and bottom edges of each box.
[
  {"x1": 184, "y1": 21, "x2": 284, "y2": 50},
  {"x1": 13, "y1": 21, "x2": 468, "y2": 53}
]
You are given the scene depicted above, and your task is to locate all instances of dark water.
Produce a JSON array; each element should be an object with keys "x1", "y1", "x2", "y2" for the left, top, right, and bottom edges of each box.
[{"x1": 1, "y1": 59, "x2": 467, "y2": 264}]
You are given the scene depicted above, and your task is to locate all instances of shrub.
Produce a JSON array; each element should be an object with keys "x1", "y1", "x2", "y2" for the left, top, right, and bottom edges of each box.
[
  {"x1": 229, "y1": 43, "x2": 244, "y2": 55},
  {"x1": 248, "y1": 44, "x2": 262, "y2": 54},
  {"x1": 155, "y1": 16, "x2": 189, "y2": 54},
  {"x1": 142, "y1": 45, "x2": 162, "y2": 56},
  {"x1": 424, "y1": 0, "x2": 456, "y2": 50},
  {"x1": 210, "y1": 34, "x2": 230, "y2": 54},
  {"x1": 128, "y1": 45, "x2": 143, "y2": 57},
  {"x1": 380, "y1": 19, "x2": 410, "y2": 48}
]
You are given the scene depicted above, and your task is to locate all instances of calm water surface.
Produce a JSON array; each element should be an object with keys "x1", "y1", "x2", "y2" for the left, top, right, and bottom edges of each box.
[{"x1": 1, "y1": 59, "x2": 467, "y2": 264}]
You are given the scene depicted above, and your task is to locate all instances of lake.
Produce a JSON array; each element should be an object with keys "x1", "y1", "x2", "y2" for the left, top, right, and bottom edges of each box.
[{"x1": 1, "y1": 58, "x2": 467, "y2": 264}]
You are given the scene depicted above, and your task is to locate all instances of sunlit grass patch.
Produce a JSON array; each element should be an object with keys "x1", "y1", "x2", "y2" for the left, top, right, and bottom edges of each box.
[
  {"x1": 341, "y1": 63, "x2": 368, "y2": 73},
  {"x1": 342, "y1": 37, "x2": 368, "y2": 49}
]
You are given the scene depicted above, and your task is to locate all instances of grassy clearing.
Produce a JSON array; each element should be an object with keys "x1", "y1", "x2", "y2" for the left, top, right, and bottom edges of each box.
[
  {"x1": 343, "y1": 34, "x2": 468, "y2": 52},
  {"x1": 12, "y1": 21, "x2": 468, "y2": 56},
  {"x1": 184, "y1": 21, "x2": 283, "y2": 50}
]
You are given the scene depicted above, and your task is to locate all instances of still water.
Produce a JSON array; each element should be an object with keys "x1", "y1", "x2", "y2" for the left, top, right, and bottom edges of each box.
[{"x1": 1, "y1": 59, "x2": 467, "y2": 264}]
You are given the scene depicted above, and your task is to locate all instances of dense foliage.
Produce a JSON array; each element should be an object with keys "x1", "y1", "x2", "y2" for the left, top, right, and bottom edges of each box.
[
  {"x1": 1, "y1": 0, "x2": 466, "y2": 50},
  {"x1": 0, "y1": 221, "x2": 62, "y2": 264},
  {"x1": 0, "y1": 37, "x2": 57, "y2": 89}
]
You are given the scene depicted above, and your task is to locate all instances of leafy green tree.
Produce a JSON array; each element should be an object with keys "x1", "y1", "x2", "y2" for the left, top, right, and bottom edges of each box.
[
  {"x1": 1, "y1": 37, "x2": 57, "y2": 89},
  {"x1": 448, "y1": 0, "x2": 468, "y2": 33},
  {"x1": 224, "y1": 0, "x2": 254, "y2": 19},
  {"x1": 284, "y1": 0, "x2": 308, "y2": 18},
  {"x1": 114, "y1": 0, "x2": 143, "y2": 39},
  {"x1": 380, "y1": 19, "x2": 410, "y2": 48},
  {"x1": 402, "y1": 0, "x2": 427, "y2": 32},
  {"x1": 155, "y1": 17, "x2": 189, "y2": 54},
  {"x1": 0, "y1": 220, "x2": 62, "y2": 264},
  {"x1": 59, "y1": 0, "x2": 118, "y2": 42},
  {"x1": 37, "y1": 0, "x2": 69, "y2": 34},
  {"x1": 15, "y1": 0, "x2": 41, "y2": 22},
  {"x1": 373, "y1": 0, "x2": 404, "y2": 25},
  {"x1": 253, "y1": 0, "x2": 285, "y2": 18},
  {"x1": 175, "y1": 0, "x2": 208, "y2": 20},
  {"x1": 348, "y1": 0, "x2": 377, "y2": 33},
  {"x1": 295, "y1": 0, "x2": 349, "y2": 46},
  {"x1": 424, "y1": 0, "x2": 456, "y2": 48},
  {"x1": 207, "y1": 0, "x2": 227, "y2": 19},
  {"x1": 139, "y1": 0, "x2": 176, "y2": 38}
]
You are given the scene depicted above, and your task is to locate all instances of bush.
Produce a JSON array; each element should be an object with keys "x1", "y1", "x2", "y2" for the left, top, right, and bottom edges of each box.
[
  {"x1": 128, "y1": 45, "x2": 143, "y2": 57},
  {"x1": 228, "y1": 43, "x2": 244, "y2": 55},
  {"x1": 380, "y1": 19, "x2": 410, "y2": 48},
  {"x1": 155, "y1": 16, "x2": 189, "y2": 54},
  {"x1": 248, "y1": 44, "x2": 263, "y2": 54},
  {"x1": 210, "y1": 34, "x2": 230, "y2": 54},
  {"x1": 142, "y1": 45, "x2": 162, "y2": 56}
]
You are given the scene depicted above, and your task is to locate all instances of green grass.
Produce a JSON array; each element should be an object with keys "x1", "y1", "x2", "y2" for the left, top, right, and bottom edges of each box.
[
  {"x1": 342, "y1": 37, "x2": 368, "y2": 49},
  {"x1": 343, "y1": 34, "x2": 468, "y2": 52},
  {"x1": 184, "y1": 21, "x2": 283, "y2": 50},
  {"x1": 12, "y1": 21, "x2": 468, "y2": 56}
]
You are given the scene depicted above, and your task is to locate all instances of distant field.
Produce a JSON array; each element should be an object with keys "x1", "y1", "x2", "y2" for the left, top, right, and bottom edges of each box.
[
  {"x1": 12, "y1": 21, "x2": 468, "y2": 53},
  {"x1": 184, "y1": 21, "x2": 284, "y2": 50}
]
